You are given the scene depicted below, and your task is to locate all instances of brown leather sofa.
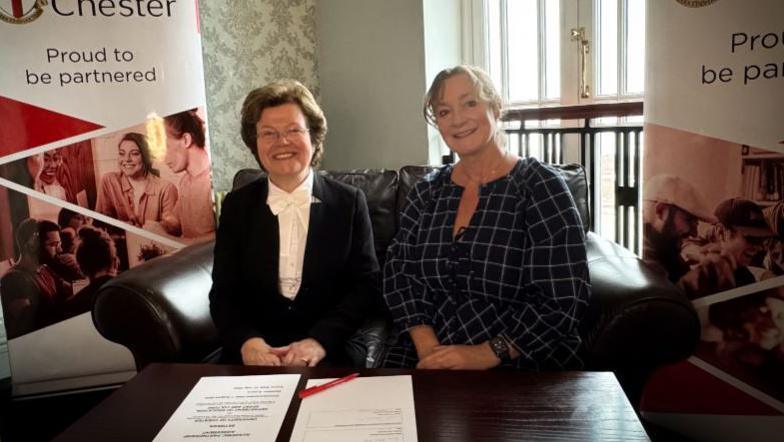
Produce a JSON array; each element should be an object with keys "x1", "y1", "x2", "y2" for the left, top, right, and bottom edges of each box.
[{"x1": 92, "y1": 164, "x2": 699, "y2": 406}]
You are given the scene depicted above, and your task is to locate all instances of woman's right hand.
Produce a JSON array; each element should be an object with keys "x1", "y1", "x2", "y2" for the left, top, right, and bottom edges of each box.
[{"x1": 240, "y1": 337, "x2": 282, "y2": 366}]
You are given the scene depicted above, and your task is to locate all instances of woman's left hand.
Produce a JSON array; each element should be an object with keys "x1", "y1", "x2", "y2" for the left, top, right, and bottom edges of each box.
[
  {"x1": 416, "y1": 344, "x2": 500, "y2": 370},
  {"x1": 271, "y1": 338, "x2": 326, "y2": 367}
]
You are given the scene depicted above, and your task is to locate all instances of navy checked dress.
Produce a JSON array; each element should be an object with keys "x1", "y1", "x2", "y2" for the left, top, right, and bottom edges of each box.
[{"x1": 382, "y1": 158, "x2": 590, "y2": 370}]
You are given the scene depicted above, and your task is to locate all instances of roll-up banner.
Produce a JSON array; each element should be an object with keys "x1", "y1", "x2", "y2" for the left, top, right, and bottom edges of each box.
[
  {"x1": 641, "y1": 0, "x2": 784, "y2": 439},
  {"x1": 0, "y1": 0, "x2": 214, "y2": 396}
]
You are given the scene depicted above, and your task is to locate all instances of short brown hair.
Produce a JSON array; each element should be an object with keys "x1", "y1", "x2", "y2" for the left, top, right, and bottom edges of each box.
[
  {"x1": 240, "y1": 80, "x2": 327, "y2": 169},
  {"x1": 76, "y1": 226, "x2": 117, "y2": 277},
  {"x1": 164, "y1": 109, "x2": 205, "y2": 149},
  {"x1": 423, "y1": 65, "x2": 503, "y2": 126}
]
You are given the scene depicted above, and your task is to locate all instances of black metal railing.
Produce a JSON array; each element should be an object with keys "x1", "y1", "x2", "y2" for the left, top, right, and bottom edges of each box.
[{"x1": 443, "y1": 102, "x2": 644, "y2": 254}]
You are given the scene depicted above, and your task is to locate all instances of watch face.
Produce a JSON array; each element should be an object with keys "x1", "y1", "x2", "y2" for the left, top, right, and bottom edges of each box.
[{"x1": 491, "y1": 337, "x2": 510, "y2": 360}]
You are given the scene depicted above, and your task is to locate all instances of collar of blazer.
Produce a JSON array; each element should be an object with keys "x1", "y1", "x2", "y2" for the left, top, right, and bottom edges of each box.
[{"x1": 310, "y1": 172, "x2": 326, "y2": 204}]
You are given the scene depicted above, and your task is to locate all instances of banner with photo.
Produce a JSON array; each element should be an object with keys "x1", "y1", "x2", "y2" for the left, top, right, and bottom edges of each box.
[
  {"x1": 641, "y1": 0, "x2": 784, "y2": 439},
  {"x1": 0, "y1": 1, "x2": 214, "y2": 395}
]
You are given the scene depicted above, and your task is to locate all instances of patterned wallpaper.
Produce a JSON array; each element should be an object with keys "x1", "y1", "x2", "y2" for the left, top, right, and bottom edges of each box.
[{"x1": 200, "y1": 0, "x2": 318, "y2": 193}]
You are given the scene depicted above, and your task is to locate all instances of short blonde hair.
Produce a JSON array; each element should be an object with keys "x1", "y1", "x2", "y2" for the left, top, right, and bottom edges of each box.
[
  {"x1": 423, "y1": 65, "x2": 503, "y2": 126},
  {"x1": 240, "y1": 80, "x2": 327, "y2": 168}
]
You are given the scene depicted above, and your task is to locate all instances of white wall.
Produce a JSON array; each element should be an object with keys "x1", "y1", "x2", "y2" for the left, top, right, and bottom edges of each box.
[
  {"x1": 317, "y1": 0, "x2": 432, "y2": 170},
  {"x1": 423, "y1": 0, "x2": 463, "y2": 165}
]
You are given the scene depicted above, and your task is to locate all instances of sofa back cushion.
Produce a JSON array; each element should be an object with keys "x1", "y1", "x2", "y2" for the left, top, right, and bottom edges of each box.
[
  {"x1": 555, "y1": 163, "x2": 590, "y2": 232},
  {"x1": 232, "y1": 168, "x2": 264, "y2": 190},
  {"x1": 321, "y1": 170, "x2": 398, "y2": 266}
]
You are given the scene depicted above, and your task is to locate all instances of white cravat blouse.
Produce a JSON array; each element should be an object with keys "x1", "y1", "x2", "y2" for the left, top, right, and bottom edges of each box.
[{"x1": 266, "y1": 170, "x2": 314, "y2": 299}]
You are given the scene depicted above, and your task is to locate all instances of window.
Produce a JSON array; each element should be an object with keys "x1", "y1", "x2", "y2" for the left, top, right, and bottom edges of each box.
[
  {"x1": 596, "y1": 0, "x2": 646, "y2": 97},
  {"x1": 471, "y1": 0, "x2": 645, "y2": 105},
  {"x1": 486, "y1": 0, "x2": 561, "y2": 105},
  {"x1": 464, "y1": 0, "x2": 647, "y2": 252}
]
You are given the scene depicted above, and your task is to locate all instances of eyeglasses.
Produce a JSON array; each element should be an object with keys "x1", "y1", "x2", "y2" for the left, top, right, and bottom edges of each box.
[{"x1": 256, "y1": 127, "x2": 309, "y2": 143}]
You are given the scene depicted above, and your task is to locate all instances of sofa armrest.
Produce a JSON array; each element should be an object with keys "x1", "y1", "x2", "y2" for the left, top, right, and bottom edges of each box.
[
  {"x1": 92, "y1": 241, "x2": 220, "y2": 371},
  {"x1": 581, "y1": 232, "x2": 700, "y2": 403},
  {"x1": 92, "y1": 238, "x2": 386, "y2": 370},
  {"x1": 581, "y1": 232, "x2": 700, "y2": 369}
]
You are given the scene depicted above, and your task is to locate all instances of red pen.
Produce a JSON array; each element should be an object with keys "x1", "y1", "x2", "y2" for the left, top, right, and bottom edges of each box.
[{"x1": 298, "y1": 372, "x2": 360, "y2": 399}]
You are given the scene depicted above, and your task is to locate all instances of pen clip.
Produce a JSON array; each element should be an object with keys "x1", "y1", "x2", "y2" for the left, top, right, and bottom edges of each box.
[{"x1": 298, "y1": 372, "x2": 359, "y2": 399}]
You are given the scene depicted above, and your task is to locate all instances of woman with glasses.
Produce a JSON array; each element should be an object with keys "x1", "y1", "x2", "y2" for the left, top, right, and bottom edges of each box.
[
  {"x1": 209, "y1": 80, "x2": 379, "y2": 367},
  {"x1": 679, "y1": 198, "x2": 775, "y2": 300},
  {"x1": 383, "y1": 65, "x2": 590, "y2": 370}
]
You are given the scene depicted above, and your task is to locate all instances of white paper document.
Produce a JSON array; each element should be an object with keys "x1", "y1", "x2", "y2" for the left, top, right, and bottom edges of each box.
[
  {"x1": 153, "y1": 374, "x2": 301, "y2": 441},
  {"x1": 290, "y1": 375, "x2": 418, "y2": 442}
]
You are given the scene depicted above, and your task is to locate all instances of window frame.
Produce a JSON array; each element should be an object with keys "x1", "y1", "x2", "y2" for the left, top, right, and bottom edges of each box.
[{"x1": 464, "y1": 0, "x2": 646, "y2": 107}]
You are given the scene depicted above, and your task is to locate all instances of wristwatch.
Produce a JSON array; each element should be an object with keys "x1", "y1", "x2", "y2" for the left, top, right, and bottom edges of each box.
[{"x1": 489, "y1": 336, "x2": 511, "y2": 362}]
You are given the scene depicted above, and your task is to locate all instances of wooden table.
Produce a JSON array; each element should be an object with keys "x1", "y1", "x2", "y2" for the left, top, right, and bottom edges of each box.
[{"x1": 55, "y1": 363, "x2": 648, "y2": 441}]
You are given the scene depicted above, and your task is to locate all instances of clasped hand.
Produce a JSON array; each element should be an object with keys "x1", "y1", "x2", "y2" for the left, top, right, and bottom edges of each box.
[
  {"x1": 240, "y1": 337, "x2": 326, "y2": 367},
  {"x1": 416, "y1": 344, "x2": 500, "y2": 370}
]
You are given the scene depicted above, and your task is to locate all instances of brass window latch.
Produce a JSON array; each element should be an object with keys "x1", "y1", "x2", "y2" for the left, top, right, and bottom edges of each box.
[{"x1": 571, "y1": 27, "x2": 591, "y2": 99}]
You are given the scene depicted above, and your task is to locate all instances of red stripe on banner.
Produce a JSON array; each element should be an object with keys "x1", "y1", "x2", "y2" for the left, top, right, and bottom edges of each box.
[
  {"x1": 640, "y1": 360, "x2": 782, "y2": 416},
  {"x1": 11, "y1": 0, "x2": 23, "y2": 18},
  {"x1": 0, "y1": 96, "x2": 104, "y2": 157}
]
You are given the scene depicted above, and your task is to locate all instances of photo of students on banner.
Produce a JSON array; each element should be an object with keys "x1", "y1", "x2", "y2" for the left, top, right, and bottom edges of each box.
[
  {"x1": 0, "y1": 217, "x2": 71, "y2": 339},
  {"x1": 162, "y1": 109, "x2": 215, "y2": 240},
  {"x1": 94, "y1": 110, "x2": 215, "y2": 242},
  {"x1": 0, "y1": 190, "x2": 126, "y2": 339},
  {"x1": 643, "y1": 123, "x2": 784, "y2": 410},
  {"x1": 0, "y1": 185, "x2": 177, "y2": 340},
  {"x1": 0, "y1": 141, "x2": 98, "y2": 211},
  {"x1": 696, "y1": 287, "x2": 784, "y2": 404},
  {"x1": 29, "y1": 150, "x2": 74, "y2": 203},
  {"x1": 94, "y1": 131, "x2": 180, "y2": 235},
  {"x1": 678, "y1": 197, "x2": 776, "y2": 299},
  {"x1": 0, "y1": 109, "x2": 216, "y2": 244},
  {"x1": 643, "y1": 124, "x2": 784, "y2": 301}
]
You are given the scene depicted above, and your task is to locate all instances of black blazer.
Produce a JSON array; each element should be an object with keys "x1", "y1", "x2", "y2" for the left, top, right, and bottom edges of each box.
[{"x1": 209, "y1": 173, "x2": 380, "y2": 364}]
